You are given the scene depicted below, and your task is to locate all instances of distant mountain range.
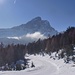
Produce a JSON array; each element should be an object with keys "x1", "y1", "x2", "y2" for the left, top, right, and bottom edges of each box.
[{"x1": 0, "y1": 17, "x2": 58, "y2": 45}]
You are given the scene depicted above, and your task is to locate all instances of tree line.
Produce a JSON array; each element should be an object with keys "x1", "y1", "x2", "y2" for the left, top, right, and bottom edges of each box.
[{"x1": 0, "y1": 27, "x2": 75, "y2": 67}]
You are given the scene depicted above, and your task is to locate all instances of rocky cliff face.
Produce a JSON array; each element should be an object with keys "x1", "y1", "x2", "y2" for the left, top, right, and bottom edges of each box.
[
  {"x1": 0, "y1": 17, "x2": 57, "y2": 38},
  {"x1": 0, "y1": 17, "x2": 58, "y2": 44}
]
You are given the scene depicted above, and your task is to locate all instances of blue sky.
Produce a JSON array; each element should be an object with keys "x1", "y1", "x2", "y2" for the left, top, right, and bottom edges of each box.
[{"x1": 0, "y1": 0, "x2": 75, "y2": 32}]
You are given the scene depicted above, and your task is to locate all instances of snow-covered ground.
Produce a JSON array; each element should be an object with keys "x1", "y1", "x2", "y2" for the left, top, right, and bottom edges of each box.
[{"x1": 0, "y1": 54, "x2": 75, "y2": 75}]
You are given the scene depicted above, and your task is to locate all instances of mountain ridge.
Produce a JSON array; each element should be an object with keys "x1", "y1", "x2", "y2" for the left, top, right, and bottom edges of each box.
[
  {"x1": 0, "y1": 16, "x2": 58, "y2": 44},
  {"x1": 0, "y1": 17, "x2": 58, "y2": 37}
]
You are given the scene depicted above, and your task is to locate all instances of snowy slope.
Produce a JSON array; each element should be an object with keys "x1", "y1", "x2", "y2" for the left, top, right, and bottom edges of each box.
[{"x1": 0, "y1": 55, "x2": 75, "y2": 75}]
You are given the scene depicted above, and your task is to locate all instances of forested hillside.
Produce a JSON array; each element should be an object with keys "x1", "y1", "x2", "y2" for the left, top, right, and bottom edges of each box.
[{"x1": 0, "y1": 27, "x2": 75, "y2": 69}]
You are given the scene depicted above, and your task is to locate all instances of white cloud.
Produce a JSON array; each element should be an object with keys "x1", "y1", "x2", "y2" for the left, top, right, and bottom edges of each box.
[
  {"x1": 7, "y1": 36, "x2": 20, "y2": 40},
  {"x1": 25, "y1": 32, "x2": 47, "y2": 40},
  {"x1": 7, "y1": 32, "x2": 47, "y2": 43}
]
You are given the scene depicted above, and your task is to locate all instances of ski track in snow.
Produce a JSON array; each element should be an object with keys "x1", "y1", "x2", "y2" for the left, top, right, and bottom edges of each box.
[
  {"x1": 0, "y1": 55, "x2": 59, "y2": 75},
  {"x1": 0, "y1": 55, "x2": 75, "y2": 75}
]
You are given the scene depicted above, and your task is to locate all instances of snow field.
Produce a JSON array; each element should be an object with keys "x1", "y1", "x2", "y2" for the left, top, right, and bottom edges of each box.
[{"x1": 0, "y1": 54, "x2": 75, "y2": 75}]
